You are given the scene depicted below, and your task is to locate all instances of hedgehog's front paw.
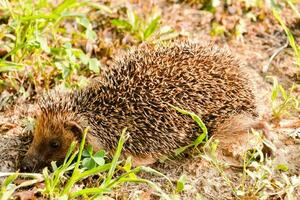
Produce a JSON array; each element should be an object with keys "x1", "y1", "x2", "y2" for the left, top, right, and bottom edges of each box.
[{"x1": 131, "y1": 155, "x2": 157, "y2": 166}]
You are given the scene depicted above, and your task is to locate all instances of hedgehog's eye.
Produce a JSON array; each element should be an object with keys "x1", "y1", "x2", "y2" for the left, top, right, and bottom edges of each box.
[{"x1": 49, "y1": 140, "x2": 60, "y2": 149}]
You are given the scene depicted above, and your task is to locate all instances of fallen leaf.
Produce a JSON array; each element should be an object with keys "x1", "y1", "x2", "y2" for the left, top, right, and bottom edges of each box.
[{"x1": 14, "y1": 190, "x2": 37, "y2": 200}]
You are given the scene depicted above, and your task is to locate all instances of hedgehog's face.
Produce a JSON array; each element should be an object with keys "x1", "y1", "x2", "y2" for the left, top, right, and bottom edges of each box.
[{"x1": 20, "y1": 114, "x2": 82, "y2": 172}]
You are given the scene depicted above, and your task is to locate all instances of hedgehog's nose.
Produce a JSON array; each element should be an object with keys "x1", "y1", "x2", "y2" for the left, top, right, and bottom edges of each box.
[
  {"x1": 20, "y1": 157, "x2": 36, "y2": 172},
  {"x1": 20, "y1": 165, "x2": 31, "y2": 172}
]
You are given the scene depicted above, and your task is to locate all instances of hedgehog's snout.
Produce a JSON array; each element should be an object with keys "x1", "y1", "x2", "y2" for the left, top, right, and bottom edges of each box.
[{"x1": 20, "y1": 154, "x2": 39, "y2": 172}]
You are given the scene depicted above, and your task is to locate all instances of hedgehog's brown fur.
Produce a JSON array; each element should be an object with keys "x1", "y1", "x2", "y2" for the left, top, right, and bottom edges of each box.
[{"x1": 21, "y1": 42, "x2": 263, "y2": 171}]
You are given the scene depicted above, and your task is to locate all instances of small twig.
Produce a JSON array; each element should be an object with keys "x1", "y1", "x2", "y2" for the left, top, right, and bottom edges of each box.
[{"x1": 262, "y1": 38, "x2": 289, "y2": 72}]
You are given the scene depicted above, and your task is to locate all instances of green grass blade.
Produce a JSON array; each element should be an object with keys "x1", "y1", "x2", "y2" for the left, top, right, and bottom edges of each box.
[
  {"x1": 61, "y1": 127, "x2": 89, "y2": 196},
  {"x1": 104, "y1": 128, "x2": 128, "y2": 185},
  {"x1": 111, "y1": 19, "x2": 132, "y2": 29},
  {"x1": 272, "y1": 9, "x2": 300, "y2": 64},
  {"x1": 143, "y1": 16, "x2": 160, "y2": 40},
  {"x1": 53, "y1": 0, "x2": 77, "y2": 16},
  {"x1": 0, "y1": 61, "x2": 24, "y2": 72},
  {"x1": 168, "y1": 103, "x2": 208, "y2": 144},
  {"x1": 0, "y1": 173, "x2": 18, "y2": 200},
  {"x1": 63, "y1": 141, "x2": 77, "y2": 165},
  {"x1": 78, "y1": 163, "x2": 112, "y2": 180}
]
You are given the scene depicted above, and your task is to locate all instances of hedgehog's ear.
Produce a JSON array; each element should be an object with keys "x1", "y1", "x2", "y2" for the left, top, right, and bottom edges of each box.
[{"x1": 65, "y1": 121, "x2": 83, "y2": 139}]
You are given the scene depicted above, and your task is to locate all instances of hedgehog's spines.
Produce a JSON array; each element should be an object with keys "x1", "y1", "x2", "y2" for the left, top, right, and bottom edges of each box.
[{"x1": 34, "y1": 41, "x2": 258, "y2": 161}]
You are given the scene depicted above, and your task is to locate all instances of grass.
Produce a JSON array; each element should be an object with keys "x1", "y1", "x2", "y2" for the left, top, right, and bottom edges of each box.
[
  {"x1": 267, "y1": 1, "x2": 300, "y2": 124},
  {"x1": 0, "y1": 128, "x2": 173, "y2": 199},
  {"x1": 0, "y1": 0, "x2": 178, "y2": 99},
  {"x1": 201, "y1": 130, "x2": 300, "y2": 199},
  {"x1": 111, "y1": 5, "x2": 178, "y2": 43},
  {"x1": 268, "y1": 76, "x2": 300, "y2": 122},
  {"x1": 0, "y1": 0, "x2": 104, "y2": 93},
  {"x1": 272, "y1": 1, "x2": 300, "y2": 67}
]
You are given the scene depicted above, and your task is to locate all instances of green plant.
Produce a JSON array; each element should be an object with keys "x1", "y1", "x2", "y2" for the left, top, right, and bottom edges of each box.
[
  {"x1": 201, "y1": 129, "x2": 299, "y2": 199},
  {"x1": 81, "y1": 145, "x2": 106, "y2": 170},
  {"x1": 0, "y1": 0, "x2": 102, "y2": 92},
  {"x1": 64, "y1": 128, "x2": 172, "y2": 199},
  {"x1": 268, "y1": 76, "x2": 300, "y2": 121},
  {"x1": 111, "y1": 6, "x2": 178, "y2": 43},
  {"x1": 176, "y1": 174, "x2": 187, "y2": 193},
  {"x1": 235, "y1": 135, "x2": 299, "y2": 199},
  {"x1": 210, "y1": 22, "x2": 227, "y2": 37},
  {"x1": 272, "y1": 1, "x2": 300, "y2": 67}
]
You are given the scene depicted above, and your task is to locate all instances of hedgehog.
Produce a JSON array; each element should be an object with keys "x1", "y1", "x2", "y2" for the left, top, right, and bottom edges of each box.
[{"x1": 20, "y1": 42, "x2": 267, "y2": 172}]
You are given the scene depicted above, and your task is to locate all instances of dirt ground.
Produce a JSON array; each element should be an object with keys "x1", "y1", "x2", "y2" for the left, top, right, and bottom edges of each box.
[{"x1": 0, "y1": 1, "x2": 300, "y2": 199}]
